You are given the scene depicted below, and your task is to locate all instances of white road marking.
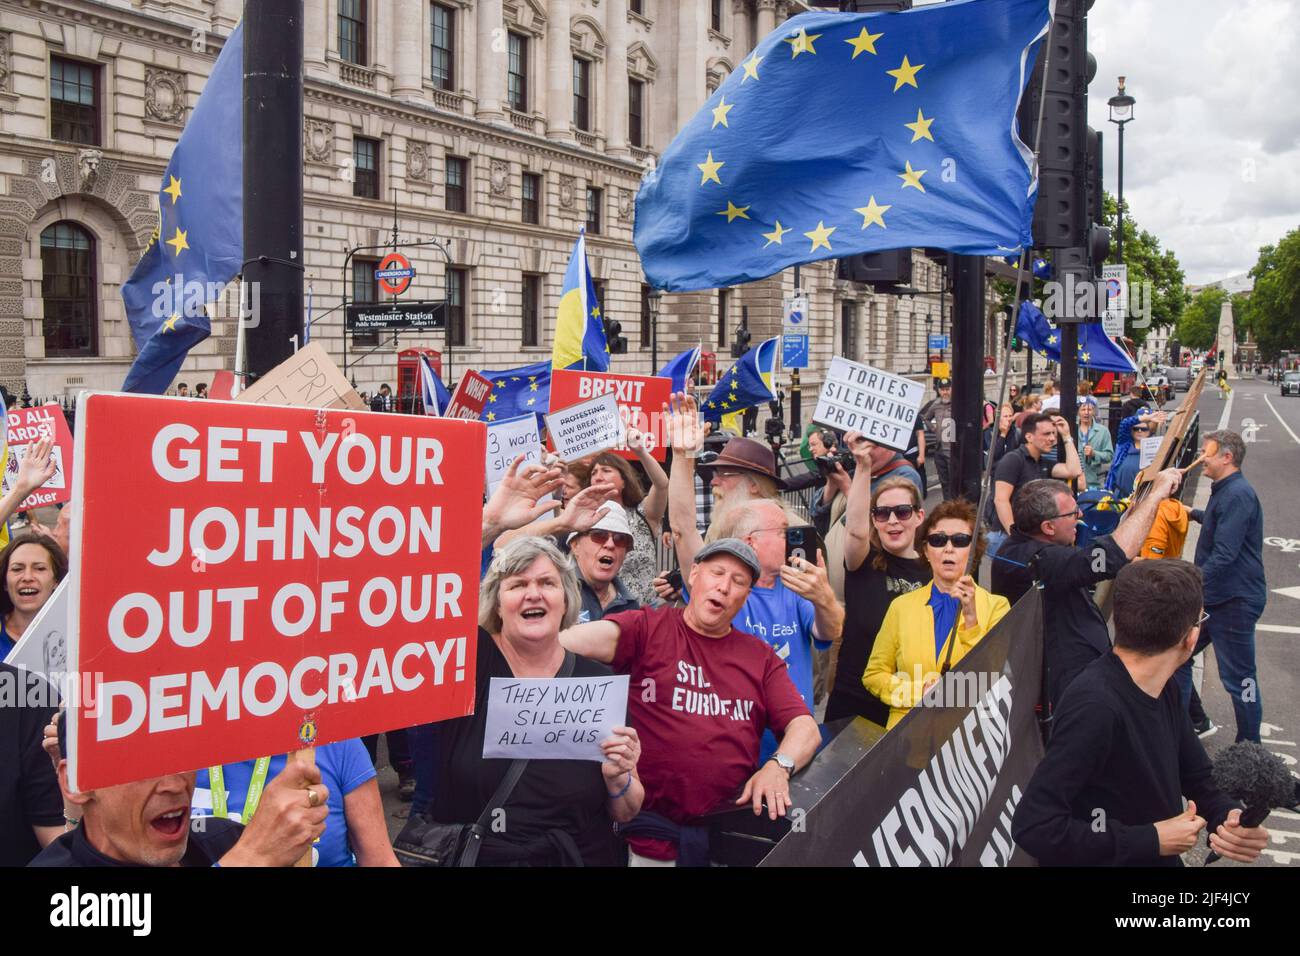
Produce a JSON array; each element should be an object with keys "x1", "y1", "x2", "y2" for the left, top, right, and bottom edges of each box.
[
  {"x1": 1270, "y1": 586, "x2": 1300, "y2": 601},
  {"x1": 1259, "y1": 625, "x2": 1300, "y2": 635},
  {"x1": 1263, "y1": 393, "x2": 1300, "y2": 445}
]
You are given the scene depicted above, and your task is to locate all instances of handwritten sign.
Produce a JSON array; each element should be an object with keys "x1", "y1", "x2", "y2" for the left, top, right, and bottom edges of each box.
[
  {"x1": 482, "y1": 675, "x2": 629, "y2": 761},
  {"x1": 486, "y1": 415, "x2": 543, "y2": 495},
  {"x1": 1139, "y1": 435, "x2": 1163, "y2": 469},
  {"x1": 549, "y1": 370, "x2": 672, "y2": 462},
  {"x1": 545, "y1": 392, "x2": 624, "y2": 461},
  {"x1": 812, "y1": 356, "x2": 924, "y2": 451},
  {"x1": 235, "y1": 342, "x2": 365, "y2": 411}
]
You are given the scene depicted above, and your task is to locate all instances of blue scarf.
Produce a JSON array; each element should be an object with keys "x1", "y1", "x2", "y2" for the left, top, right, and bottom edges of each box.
[{"x1": 927, "y1": 585, "x2": 960, "y2": 663}]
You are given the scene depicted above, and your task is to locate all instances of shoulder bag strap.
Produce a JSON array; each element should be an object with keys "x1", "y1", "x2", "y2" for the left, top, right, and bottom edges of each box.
[{"x1": 459, "y1": 651, "x2": 578, "y2": 867}]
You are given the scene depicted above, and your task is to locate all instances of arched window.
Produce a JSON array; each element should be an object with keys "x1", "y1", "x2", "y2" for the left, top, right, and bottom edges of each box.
[{"x1": 40, "y1": 221, "x2": 97, "y2": 357}]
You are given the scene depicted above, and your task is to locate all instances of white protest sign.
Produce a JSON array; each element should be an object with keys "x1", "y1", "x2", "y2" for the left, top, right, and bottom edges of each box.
[
  {"x1": 1139, "y1": 435, "x2": 1163, "y2": 469},
  {"x1": 485, "y1": 415, "x2": 543, "y2": 495},
  {"x1": 2, "y1": 578, "x2": 68, "y2": 696},
  {"x1": 812, "y1": 356, "x2": 925, "y2": 451},
  {"x1": 482, "y1": 674, "x2": 630, "y2": 761},
  {"x1": 545, "y1": 392, "x2": 624, "y2": 461}
]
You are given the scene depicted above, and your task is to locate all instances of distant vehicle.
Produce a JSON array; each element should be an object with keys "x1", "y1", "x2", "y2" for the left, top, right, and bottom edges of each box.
[
  {"x1": 1146, "y1": 374, "x2": 1172, "y2": 405},
  {"x1": 1190, "y1": 361, "x2": 1204, "y2": 376},
  {"x1": 1166, "y1": 367, "x2": 1192, "y2": 393},
  {"x1": 1283, "y1": 372, "x2": 1300, "y2": 397}
]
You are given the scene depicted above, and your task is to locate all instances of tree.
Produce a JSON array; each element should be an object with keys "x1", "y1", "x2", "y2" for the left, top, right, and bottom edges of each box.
[
  {"x1": 1103, "y1": 193, "x2": 1187, "y2": 347},
  {"x1": 1177, "y1": 287, "x2": 1227, "y2": 351},
  {"x1": 1239, "y1": 227, "x2": 1300, "y2": 361}
]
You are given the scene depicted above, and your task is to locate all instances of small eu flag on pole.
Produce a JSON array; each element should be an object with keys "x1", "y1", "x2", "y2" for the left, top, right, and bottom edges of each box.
[
  {"x1": 479, "y1": 361, "x2": 552, "y2": 428},
  {"x1": 634, "y1": 0, "x2": 1051, "y2": 291},
  {"x1": 121, "y1": 23, "x2": 244, "y2": 393},
  {"x1": 702, "y1": 337, "x2": 779, "y2": 424},
  {"x1": 1017, "y1": 301, "x2": 1138, "y2": 374}
]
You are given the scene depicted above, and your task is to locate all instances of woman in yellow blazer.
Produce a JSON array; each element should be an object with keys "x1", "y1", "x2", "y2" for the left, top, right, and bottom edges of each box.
[{"x1": 863, "y1": 498, "x2": 1011, "y2": 730}]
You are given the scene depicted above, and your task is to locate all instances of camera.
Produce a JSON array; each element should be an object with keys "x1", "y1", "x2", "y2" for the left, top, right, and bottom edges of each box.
[
  {"x1": 764, "y1": 416, "x2": 786, "y2": 441},
  {"x1": 814, "y1": 450, "x2": 855, "y2": 476},
  {"x1": 665, "y1": 568, "x2": 684, "y2": 593}
]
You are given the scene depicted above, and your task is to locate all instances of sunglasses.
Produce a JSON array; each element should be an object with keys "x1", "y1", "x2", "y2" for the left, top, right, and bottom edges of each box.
[
  {"x1": 1131, "y1": 426, "x2": 1150, "y2": 434},
  {"x1": 588, "y1": 529, "x2": 634, "y2": 549},
  {"x1": 926, "y1": 532, "x2": 973, "y2": 548},
  {"x1": 872, "y1": 504, "x2": 917, "y2": 522}
]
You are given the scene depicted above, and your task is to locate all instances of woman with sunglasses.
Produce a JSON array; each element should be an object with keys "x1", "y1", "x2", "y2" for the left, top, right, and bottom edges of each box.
[
  {"x1": 586, "y1": 430, "x2": 669, "y2": 607},
  {"x1": 825, "y1": 431, "x2": 931, "y2": 726},
  {"x1": 1106, "y1": 409, "x2": 1167, "y2": 497},
  {"x1": 863, "y1": 499, "x2": 1011, "y2": 730}
]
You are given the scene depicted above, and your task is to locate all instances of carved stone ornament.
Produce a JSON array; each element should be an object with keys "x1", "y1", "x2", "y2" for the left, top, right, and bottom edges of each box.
[
  {"x1": 558, "y1": 174, "x2": 575, "y2": 208},
  {"x1": 0, "y1": 33, "x2": 11, "y2": 93},
  {"x1": 489, "y1": 158, "x2": 510, "y2": 196},
  {"x1": 304, "y1": 118, "x2": 333, "y2": 164},
  {"x1": 618, "y1": 187, "x2": 633, "y2": 222},
  {"x1": 77, "y1": 149, "x2": 103, "y2": 191},
  {"x1": 407, "y1": 142, "x2": 430, "y2": 182},
  {"x1": 144, "y1": 68, "x2": 187, "y2": 124}
]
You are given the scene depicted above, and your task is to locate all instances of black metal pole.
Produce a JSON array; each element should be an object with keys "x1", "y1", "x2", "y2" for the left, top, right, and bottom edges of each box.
[
  {"x1": 950, "y1": 254, "x2": 985, "y2": 503},
  {"x1": 790, "y1": 266, "x2": 802, "y2": 439},
  {"x1": 1061, "y1": 323, "x2": 1078, "y2": 443},
  {"x1": 243, "y1": 0, "x2": 304, "y2": 378},
  {"x1": 1115, "y1": 121, "x2": 1125, "y2": 263}
]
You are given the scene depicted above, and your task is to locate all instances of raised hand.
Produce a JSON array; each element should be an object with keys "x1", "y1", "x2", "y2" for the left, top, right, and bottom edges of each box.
[{"x1": 663, "y1": 391, "x2": 704, "y2": 455}]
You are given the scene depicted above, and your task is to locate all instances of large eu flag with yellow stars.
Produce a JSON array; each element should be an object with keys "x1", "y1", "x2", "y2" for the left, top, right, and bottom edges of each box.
[
  {"x1": 635, "y1": 0, "x2": 1051, "y2": 292},
  {"x1": 121, "y1": 23, "x2": 243, "y2": 393},
  {"x1": 1017, "y1": 301, "x2": 1138, "y2": 374}
]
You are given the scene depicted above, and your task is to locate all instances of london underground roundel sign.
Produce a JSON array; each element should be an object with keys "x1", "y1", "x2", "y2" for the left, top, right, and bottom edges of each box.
[{"x1": 376, "y1": 252, "x2": 415, "y2": 295}]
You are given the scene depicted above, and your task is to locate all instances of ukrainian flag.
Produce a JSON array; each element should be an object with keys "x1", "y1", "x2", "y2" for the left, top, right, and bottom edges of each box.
[
  {"x1": 551, "y1": 230, "x2": 610, "y2": 371},
  {"x1": 704, "y1": 336, "x2": 779, "y2": 432}
]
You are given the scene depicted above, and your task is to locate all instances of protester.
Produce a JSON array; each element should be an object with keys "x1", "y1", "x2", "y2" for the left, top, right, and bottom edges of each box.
[
  {"x1": 560, "y1": 458, "x2": 593, "y2": 507},
  {"x1": 1216, "y1": 367, "x2": 1232, "y2": 400},
  {"x1": 1076, "y1": 397, "x2": 1114, "y2": 491},
  {"x1": 569, "y1": 502, "x2": 641, "y2": 622},
  {"x1": 984, "y1": 401, "x2": 1019, "y2": 469},
  {"x1": 1008, "y1": 382, "x2": 1023, "y2": 410},
  {"x1": 176, "y1": 382, "x2": 189, "y2": 397},
  {"x1": 0, "y1": 532, "x2": 67, "y2": 659},
  {"x1": 194, "y1": 382, "x2": 208, "y2": 399},
  {"x1": 0, "y1": 664, "x2": 63, "y2": 866},
  {"x1": 703, "y1": 497, "x2": 842, "y2": 756},
  {"x1": 1012, "y1": 560, "x2": 1269, "y2": 867},
  {"x1": 863, "y1": 499, "x2": 1008, "y2": 730},
  {"x1": 1118, "y1": 382, "x2": 1149, "y2": 421},
  {"x1": 799, "y1": 429, "x2": 850, "y2": 535},
  {"x1": 1040, "y1": 379, "x2": 1060, "y2": 411},
  {"x1": 1014, "y1": 394, "x2": 1043, "y2": 431},
  {"x1": 1106, "y1": 409, "x2": 1166, "y2": 497},
  {"x1": 826, "y1": 463, "x2": 929, "y2": 726},
  {"x1": 986, "y1": 412, "x2": 1082, "y2": 557},
  {"x1": 194, "y1": 741, "x2": 398, "y2": 866},
  {"x1": 560, "y1": 538, "x2": 819, "y2": 866},
  {"x1": 585, "y1": 431, "x2": 669, "y2": 605},
  {"x1": 1174, "y1": 431, "x2": 1266, "y2": 743},
  {"x1": 432, "y1": 536, "x2": 642, "y2": 866},
  {"x1": 921, "y1": 378, "x2": 955, "y2": 499},
  {"x1": 992, "y1": 470, "x2": 1185, "y2": 711},
  {"x1": 370, "y1": 383, "x2": 394, "y2": 413}
]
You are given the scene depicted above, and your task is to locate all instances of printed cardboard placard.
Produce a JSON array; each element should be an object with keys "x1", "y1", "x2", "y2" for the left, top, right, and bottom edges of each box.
[
  {"x1": 4, "y1": 403, "x2": 74, "y2": 511},
  {"x1": 1139, "y1": 435, "x2": 1163, "y2": 469},
  {"x1": 812, "y1": 356, "x2": 925, "y2": 452},
  {"x1": 445, "y1": 370, "x2": 494, "y2": 421},
  {"x1": 66, "y1": 393, "x2": 485, "y2": 792},
  {"x1": 482, "y1": 675, "x2": 629, "y2": 761},
  {"x1": 549, "y1": 370, "x2": 673, "y2": 462},
  {"x1": 2, "y1": 578, "x2": 68, "y2": 696},
  {"x1": 545, "y1": 392, "x2": 624, "y2": 461},
  {"x1": 235, "y1": 342, "x2": 365, "y2": 411}
]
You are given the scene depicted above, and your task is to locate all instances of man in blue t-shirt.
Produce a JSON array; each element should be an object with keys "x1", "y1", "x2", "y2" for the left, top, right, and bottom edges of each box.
[
  {"x1": 683, "y1": 499, "x2": 843, "y2": 759},
  {"x1": 194, "y1": 738, "x2": 384, "y2": 867}
]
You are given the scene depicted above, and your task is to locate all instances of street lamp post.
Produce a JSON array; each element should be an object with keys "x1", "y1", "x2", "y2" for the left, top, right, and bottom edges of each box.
[
  {"x1": 1107, "y1": 77, "x2": 1136, "y2": 263},
  {"x1": 648, "y1": 289, "x2": 662, "y2": 372}
]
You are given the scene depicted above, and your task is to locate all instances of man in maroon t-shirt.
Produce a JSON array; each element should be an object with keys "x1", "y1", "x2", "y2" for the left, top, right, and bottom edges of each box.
[{"x1": 561, "y1": 538, "x2": 820, "y2": 865}]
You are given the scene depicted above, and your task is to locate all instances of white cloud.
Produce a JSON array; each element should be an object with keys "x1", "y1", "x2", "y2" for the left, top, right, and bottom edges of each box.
[{"x1": 1087, "y1": 0, "x2": 1300, "y2": 283}]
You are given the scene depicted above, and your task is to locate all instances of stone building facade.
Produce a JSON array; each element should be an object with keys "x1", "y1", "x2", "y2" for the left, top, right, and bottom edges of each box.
[{"x1": 1, "y1": 0, "x2": 1006, "y2": 420}]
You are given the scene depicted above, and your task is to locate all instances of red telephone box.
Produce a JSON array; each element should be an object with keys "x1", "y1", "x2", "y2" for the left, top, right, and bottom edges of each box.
[
  {"x1": 397, "y1": 348, "x2": 443, "y2": 414},
  {"x1": 698, "y1": 351, "x2": 717, "y2": 385}
]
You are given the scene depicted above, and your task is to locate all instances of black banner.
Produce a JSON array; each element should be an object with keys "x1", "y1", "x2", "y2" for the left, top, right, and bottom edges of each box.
[
  {"x1": 345, "y1": 300, "x2": 446, "y2": 332},
  {"x1": 760, "y1": 589, "x2": 1045, "y2": 867}
]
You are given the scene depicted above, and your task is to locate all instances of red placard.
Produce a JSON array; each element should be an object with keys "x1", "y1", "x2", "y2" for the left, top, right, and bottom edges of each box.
[
  {"x1": 5, "y1": 403, "x2": 74, "y2": 511},
  {"x1": 66, "y1": 393, "x2": 484, "y2": 792},
  {"x1": 548, "y1": 369, "x2": 672, "y2": 461},
  {"x1": 444, "y1": 369, "x2": 494, "y2": 420}
]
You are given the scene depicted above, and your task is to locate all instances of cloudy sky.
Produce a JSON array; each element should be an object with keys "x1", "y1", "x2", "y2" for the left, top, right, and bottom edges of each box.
[{"x1": 909, "y1": 0, "x2": 1300, "y2": 284}]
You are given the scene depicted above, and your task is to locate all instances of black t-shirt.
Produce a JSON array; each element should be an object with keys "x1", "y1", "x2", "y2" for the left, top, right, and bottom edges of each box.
[
  {"x1": 987, "y1": 446, "x2": 1056, "y2": 532},
  {"x1": 827, "y1": 552, "x2": 931, "y2": 725},
  {"x1": 0, "y1": 664, "x2": 63, "y2": 867},
  {"x1": 30, "y1": 816, "x2": 242, "y2": 867},
  {"x1": 434, "y1": 629, "x2": 619, "y2": 866},
  {"x1": 991, "y1": 532, "x2": 1128, "y2": 709},
  {"x1": 1012, "y1": 653, "x2": 1238, "y2": 866}
]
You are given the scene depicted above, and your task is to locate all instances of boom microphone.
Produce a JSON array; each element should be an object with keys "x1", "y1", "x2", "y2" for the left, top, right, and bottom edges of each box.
[{"x1": 1205, "y1": 742, "x2": 1297, "y2": 864}]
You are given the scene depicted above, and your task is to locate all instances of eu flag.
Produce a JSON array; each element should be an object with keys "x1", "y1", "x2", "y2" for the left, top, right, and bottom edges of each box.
[
  {"x1": 635, "y1": 0, "x2": 1051, "y2": 291},
  {"x1": 1017, "y1": 302, "x2": 1138, "y2": 374},
  {"x1": 702, "y1": 337, "x2": 778, "y2": 424},
  {"x1": 121, "y1": 23, "x2": 243, "y2": 393},
  {"x1": 658, "y1": 346, "x2": 701, "y2": 394},
  {"x1": 479, "y1": 361, "x2": 552, "y2": 428}
]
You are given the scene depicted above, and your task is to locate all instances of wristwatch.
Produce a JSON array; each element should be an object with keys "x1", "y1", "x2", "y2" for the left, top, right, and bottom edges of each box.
[{"x1": 768, "y1": 752, "x2": 795, "y2": 777}]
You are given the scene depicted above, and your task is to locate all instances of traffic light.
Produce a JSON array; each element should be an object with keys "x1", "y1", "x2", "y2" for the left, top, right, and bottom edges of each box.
[
  {"x1": 1018, "y1": 0, "x2": 1093, "y2": 249},
  {"x1": 730, "y1": 322, "x2": 752, "y2": 358},
  {"x1": 602, "y1": 317, "x2": 627, "y2": 354}
]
